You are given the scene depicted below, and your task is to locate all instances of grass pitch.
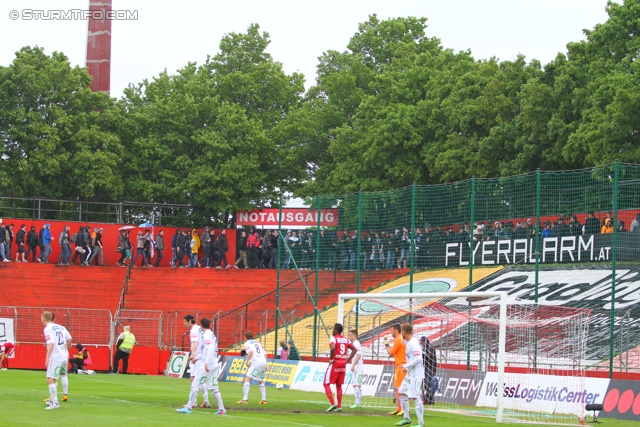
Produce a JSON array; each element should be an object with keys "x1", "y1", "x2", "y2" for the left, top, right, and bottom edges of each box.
[{"x1": 0, "y1": 369, "x2": 630, "y2": 427}]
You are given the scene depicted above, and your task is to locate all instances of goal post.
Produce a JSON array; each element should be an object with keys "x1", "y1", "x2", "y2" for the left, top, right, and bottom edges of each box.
[{"x1": 336, "y1": 291, "x2": 590, "y2": 425}]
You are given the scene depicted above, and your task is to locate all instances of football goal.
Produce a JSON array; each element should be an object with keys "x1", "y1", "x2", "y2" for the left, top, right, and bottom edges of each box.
[{"x1": 337, "y1": 291, "x2": 591, "y2": 425}]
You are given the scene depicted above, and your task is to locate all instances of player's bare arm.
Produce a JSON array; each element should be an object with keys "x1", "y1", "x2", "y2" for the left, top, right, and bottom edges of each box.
[
  {"x1": 329, "y1": 342, "x2": 336, "y2": 363},
  {"x1": 245, "y1": 350, "x2": 253, "y2": 368},
  {"x1": 45, "y1": 342, "x2": 53, "y2": 368},
  {"x1": 345, "y1": 343, "x2": 357, "y2": 364}
]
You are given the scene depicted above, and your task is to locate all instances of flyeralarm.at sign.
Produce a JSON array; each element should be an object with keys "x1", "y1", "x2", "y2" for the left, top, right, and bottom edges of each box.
[{"x1": 236, "y1": 208, "x2": 339, "y2": 227}]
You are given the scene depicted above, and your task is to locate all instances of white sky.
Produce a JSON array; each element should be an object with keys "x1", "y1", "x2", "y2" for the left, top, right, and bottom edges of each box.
[{"x1": 0, "y1": 0, "x2": 615, "y2": 98}]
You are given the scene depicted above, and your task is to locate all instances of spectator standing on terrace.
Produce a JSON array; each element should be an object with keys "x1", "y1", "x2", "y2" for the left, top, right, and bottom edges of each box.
[
  {"x1": 286, "y1": 231, "x2": 301, "y2": 269},
  {"x1": 90, "y1": 228, "x2": 105, "y2": 266},
  {"x1": 555, "y1": 217, "x2": 570, "y2": 238},
  {"x1": 40, "y1": 224, "x2": 53, "y2": 263},
  {"x1": 117, "y1": 230, "x2": 129, "y2": 267},
  {"x1": 15, "y1": 224, "x2": 26, "y2": 263},
  {"x1": 82, "y1": 226, "x2": 93, "y2": 265},
  {"x1": 199, "y1": 227, "x2": 212, "y2": 268},
  {"x1": 398, "y1": 229, "x2": 410, "y2": 267},
  {"x1": 247, "y1": 228, "x2": 261, "y2": 269},
  {"x1": 58, "y1": 225, "x2": 71, "y2": 265},
  {"x1": 385, "y1": 231, "x2": 396, "y2": 270},
  {"x1": 0, "y1": 224, "x2": 9, "y2": 262},
  {"x1": 601, "y1": 218, "x2": 614, "y2": 234},
  {"x1": 541, "y1": 221, "x2": 553, "y2": 238},
  {"x1": 190, "y1": 229, "x2": 200, "y2": 268},
  {"x1": 37, "y1": 224, "x2": 46, "y2": 262},
  {"x1": 584, "y1": 211, "x2": 601, "y2": 235},
  {"x1": 338, "y1": 230, "x2": 349, "y2": 270},
  {"x1": 5, "y1": 224, "x2": 14, "y2": 260},
  {"x1": 235, "y1": 231, "x2": 248, "y2": 269},
  {"x1": 268, "y1": 230, "x2": 279, "y2": 269},
  {"x1": 154, "y1": 230, "x2": 165, "y2": 267},
  {"x1": 173, "y1": 229, "x2": 185, "y2": 268},
  {"x1": 132, "y1": 231, "x2": 147, "y2": 267},
  {"x1": 261, "y1": 230, "x2": 272, "y2": 268},
  {"x1": 630, "y1": 213, "x2": 640, "y2": 233},
  {"x1": 618, "y1": 220, "x2": 627, "y2": 233},
  {"x1": 25, "y1": 225, "x2": 38, "y2": 262},
  {"x1": 361, "y1": 231, "x2": 372, "y2": 271},
  {"x1": 568, "y1": 215, "x2": 582, "y2": 236},
  {"x1": 348, "y1": 229, "x2": 358, "y2": 270},
  {"x1": 218, "y1": 229, "x2": 230, "y2": 268},
  {"x1": 170, "y1": 229, "x2": 178, "y2": 267}
]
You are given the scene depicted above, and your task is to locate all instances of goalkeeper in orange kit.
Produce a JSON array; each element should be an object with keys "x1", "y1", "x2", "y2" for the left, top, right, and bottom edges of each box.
[{"x1": 385, "y1": 323, "x2": 406, "y2": 416}]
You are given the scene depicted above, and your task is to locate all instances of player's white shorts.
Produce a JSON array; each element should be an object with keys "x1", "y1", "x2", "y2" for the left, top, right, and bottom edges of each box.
[
  {"x1": 352, "y1": 366, "x2": 365, "y2": 386},
  {"x1": 46, "y1": 356, "x2": 68, "y2": 379},
  {"x1": 204, "y1": 363, "x2": 220, "y2": 389},
  {"x1": 399, "y1": 376, "x2": 422, "y2": 399},
  {"x1": 192, "y1": 360, "x2": 206, "y2": 387},
  {"x1": 246, "y1": 360, "x2": 267, "y2": 381}
]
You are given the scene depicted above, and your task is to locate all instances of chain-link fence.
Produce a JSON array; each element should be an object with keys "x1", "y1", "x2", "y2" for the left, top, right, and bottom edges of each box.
[
  {"x1": 0, "y1": 306, "x2": 112, "y2": 346},
  {"x1": 114, "y1": 309, "x2": 164, "y2": 348},
  {"x1": 257, "y1": 162, "x2": 640, "y2": 377}
]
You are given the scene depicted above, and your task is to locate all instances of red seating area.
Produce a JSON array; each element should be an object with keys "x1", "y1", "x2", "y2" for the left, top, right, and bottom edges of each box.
[
  {"x1": 0, "y1": 261, "x2": 406, "y2": 350},
  {"x1": 0, "y1": 263, "x2": 124, "y2": 309},
  {"x1": 122, "y1": 268, "x2": 406, "y2": 348}
]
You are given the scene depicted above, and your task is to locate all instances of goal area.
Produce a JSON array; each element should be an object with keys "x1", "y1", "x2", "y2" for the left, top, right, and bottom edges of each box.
[{"x1": 337, "y1": 292, "x2": 591, "y2": 425}]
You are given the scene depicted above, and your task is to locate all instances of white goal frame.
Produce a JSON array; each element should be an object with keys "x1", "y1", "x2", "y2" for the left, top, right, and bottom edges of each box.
[{"x1": 338, "y1": 291, "x2": 508, "y2": 423}]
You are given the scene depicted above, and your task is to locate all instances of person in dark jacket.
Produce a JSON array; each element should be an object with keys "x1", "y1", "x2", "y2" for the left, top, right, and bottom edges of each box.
[
  {"x1": 420, "y1": 336, "x2": 437, "y2": 405},
  {"x1": 0, "y1": 224, "x2": 8, "y2": 262},
  {"x1": 15, "y1": 224, "x2": 26, "y2": 262},
  {"x1": 154, "y1": 230, "x2": 164, "y2": 267},
  {"x1": 584, "y1": 211, "x2": 601, "y2": 235},
  {"x1": 246, "y1": 228, "x2": 261, "y2": 269},
  {"x1": 268, "y1": 230, "x2": 278, "y2": 269},
  {"x1": 235, "y1": 231, "x2": 248, "y2": 269},
  {"x1": 173, "y1": 230, "x2": 185, "y2": 268},
  {"x1": 217, "y1": 229, "x2": 230, "y2": 268},
  {"x1": 25, "y1": 225, "x2": 38, "y2": 262}
]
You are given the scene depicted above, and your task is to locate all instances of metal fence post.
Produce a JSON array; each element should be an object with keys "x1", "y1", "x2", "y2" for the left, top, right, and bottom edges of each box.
[
  {"x1": 313, "y1": 195, "x2": 321, "y2": 361},
  {"x1": 535, "y1": 169, "x2": 541, "y2": 303},
  {"x1": 355, "y1": 191, "x2": 363, "y2": 329},
  {"x1": 610, "y1": 160, "x2": 619, "y2": 378},
  {"x1": 274, "y1": 198, "x2": 282, "y2": 356}
]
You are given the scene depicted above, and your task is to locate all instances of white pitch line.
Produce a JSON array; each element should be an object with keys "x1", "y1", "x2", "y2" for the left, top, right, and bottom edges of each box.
[{"x1": 224, "y1": 414, "x2": 327, "y2": 427}]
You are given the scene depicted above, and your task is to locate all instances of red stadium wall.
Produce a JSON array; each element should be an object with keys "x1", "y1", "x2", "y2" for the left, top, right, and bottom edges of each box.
[{"x1": 0, "y1": 218, "x2": 236, "y2": 267}]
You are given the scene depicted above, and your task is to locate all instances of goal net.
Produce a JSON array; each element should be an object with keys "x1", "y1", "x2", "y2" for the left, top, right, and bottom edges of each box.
[{"x1": 337, "y1": 292, "x2": 591, "y2": 425}]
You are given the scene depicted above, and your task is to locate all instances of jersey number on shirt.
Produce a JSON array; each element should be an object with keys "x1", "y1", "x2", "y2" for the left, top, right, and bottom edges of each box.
[
  {"x1": 56, "y1": 331, "x2": 65, "y2": 346},
  {"x1": 255, "y1": 344, "x2": 261, "y2": 354},
  {"x1": 339, "y1": 343, "x2": 346, "y2": 355}
]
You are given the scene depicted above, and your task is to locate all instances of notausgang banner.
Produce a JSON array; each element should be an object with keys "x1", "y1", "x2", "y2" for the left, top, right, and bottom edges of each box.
[
  {"x1": 221, "y1": 356, "x2": 298, "y2": 388},
  {"x1": 236, "y1": 208, "x2": 339, "y2": 227}
]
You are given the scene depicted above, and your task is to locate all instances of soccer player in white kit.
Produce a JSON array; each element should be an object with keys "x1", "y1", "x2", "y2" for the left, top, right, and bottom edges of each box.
[
  {"x1": 237, "y1": 331, "x2": 268, "y2": 405},
  {"x1": 396, "y1": 323, "x2": 425, "y2": 427},
  {"x1": 176, "y1": 314, "x2": 208, "y2": 414},
  {"x1": 201, "y1": 318, "x2": 226, "y2": 415},
  {"x1": 348, "y1": 329, "x2": 364, "y2": 409},
  {"x1": 42, "y1": 311, "x2": 71, "y2": 410}
]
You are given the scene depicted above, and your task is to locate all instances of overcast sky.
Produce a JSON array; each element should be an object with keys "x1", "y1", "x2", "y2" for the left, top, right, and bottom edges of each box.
[{"x1": 0, "y1": 0, "x2": 616, "y2": 98}]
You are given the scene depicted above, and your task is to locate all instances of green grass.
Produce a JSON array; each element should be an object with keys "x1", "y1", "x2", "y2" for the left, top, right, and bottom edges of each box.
[{"x1": 0, "y1": 369, "x2": 631, "y2": 427}]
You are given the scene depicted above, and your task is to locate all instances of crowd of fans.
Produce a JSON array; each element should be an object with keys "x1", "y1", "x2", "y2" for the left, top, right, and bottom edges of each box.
[{"x1": 1, "y1": 211, "x2": 638, "y2": 268}]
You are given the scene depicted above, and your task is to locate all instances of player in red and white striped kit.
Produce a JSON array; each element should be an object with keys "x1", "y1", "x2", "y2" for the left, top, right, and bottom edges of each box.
[{"x1": 325, "y1": 323, "x2": 357, "y2": 412}]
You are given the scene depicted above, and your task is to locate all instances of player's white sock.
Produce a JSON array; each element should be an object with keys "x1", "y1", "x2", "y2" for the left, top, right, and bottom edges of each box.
[
  {"x1": 61, "y1": 374, "x2": 68, "y2": 395},
  {"x1": 355, "y1": 387, "x2": 361, "y2": 405},
  {"x1": 200, "y1": 384, "x2": 209, "y2": 404},
  {"x1": 187, "y1": 387, "x2": 198, "y2": 409},
  {"x1": 212, "y1": 388, "x2": 225, "y2": 411},
  {"x1": 415, "y1": 398, "x2": 425, "y2": 426},
  {"x1": 48, "y1": 384, "x2": 58, "y2": 404},
  {"x1": 400, "y1": 395, "x2": 410, "y2": 419},
  {"x1": 243, "y1": 382, "x2": 250, "y2": 401},
  {"x1": 259, "y1": 383, "x2": 266, "y2": 401}
]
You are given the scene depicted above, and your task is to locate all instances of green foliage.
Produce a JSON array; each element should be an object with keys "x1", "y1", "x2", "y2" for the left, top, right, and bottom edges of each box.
[{"x1": 3, "y1": 2, "x2": 640, "y2": 217}]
